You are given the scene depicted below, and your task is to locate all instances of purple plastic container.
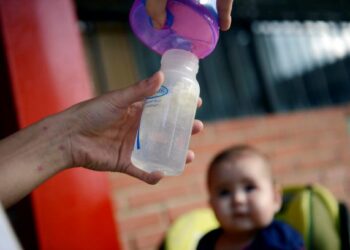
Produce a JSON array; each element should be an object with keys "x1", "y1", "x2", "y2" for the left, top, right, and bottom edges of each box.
[{"x1": 129, "y1": 0, "x2": 219, "y2": 59}]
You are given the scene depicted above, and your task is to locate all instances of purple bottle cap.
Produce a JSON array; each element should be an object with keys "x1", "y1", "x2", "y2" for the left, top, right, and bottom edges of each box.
[{"x1": 129, "y1": 0, "x2": 219, "y2": 59}]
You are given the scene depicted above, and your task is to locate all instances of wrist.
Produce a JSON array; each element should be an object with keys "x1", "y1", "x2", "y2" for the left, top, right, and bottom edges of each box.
[
  {"x1": 11, "y1": 110, "x2": 77, "y2": 174},
  {"x1": 0, "y1": 111, "x2": 77, "y2": 206},
  {"x1": 36, "y1": 111, "x2": 77, "y2": 171}
]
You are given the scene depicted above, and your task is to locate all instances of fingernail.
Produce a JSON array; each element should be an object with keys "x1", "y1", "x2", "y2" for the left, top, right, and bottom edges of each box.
[
  {"x1": 150, "y1": 14, "x2": 167, "y2": 29},
  {"x1": 153, "y1": 20, "x2": 163, "y2": 29}
]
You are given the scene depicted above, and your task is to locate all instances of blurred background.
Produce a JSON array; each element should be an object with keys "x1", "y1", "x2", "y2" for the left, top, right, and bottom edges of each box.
[
  {"x1": 77, "y1": 0, "x2": 350, "y2": 246},
  {"x1": 79, "y1": 0, "x2": 350, "y2": 119},
  {"x1": 78, "y1": 1, "x2": 350, "y2": 247},
  {"x1": 1, "y1": 0, "x2": 350, "y2": 249}
]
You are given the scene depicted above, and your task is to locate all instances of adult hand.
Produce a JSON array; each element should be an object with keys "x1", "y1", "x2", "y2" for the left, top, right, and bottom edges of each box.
[
  {"x1": 0, "y1": 71, "x2": 203, "y2": 207},
  {"x1": 146, "y1": 0, "x2": 234, "y2": 31},
  {"x1": 66, "y1": 71, "x2": 203, "y2": 184}
]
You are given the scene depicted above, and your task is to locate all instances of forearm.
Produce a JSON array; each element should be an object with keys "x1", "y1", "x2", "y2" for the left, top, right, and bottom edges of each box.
[{"x1": 0, "y1": 112, "x2": 73, "y2": 207}]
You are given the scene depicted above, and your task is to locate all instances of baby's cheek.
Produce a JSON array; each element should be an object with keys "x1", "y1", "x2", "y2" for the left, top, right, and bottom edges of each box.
[
  {"x1": 253, "y1": 203, "x2": 275, "y2": 226},
  {"x1": 214, "y1": 200, "x2": 231, "y2": 218},
  {"x1": 219, "y1": 199, "x2": 232, "y2": 211}
]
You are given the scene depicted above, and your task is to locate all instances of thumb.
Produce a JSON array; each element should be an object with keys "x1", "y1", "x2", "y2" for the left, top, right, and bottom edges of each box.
[{"x1": 116, "y1": 71, "x2": 164, "y2": 107}]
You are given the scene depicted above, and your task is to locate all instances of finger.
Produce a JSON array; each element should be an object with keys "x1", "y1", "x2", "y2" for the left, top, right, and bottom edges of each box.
[
  {"x1": 197, "y1": 97, "x2": 202, "y2": 108},
  {"x1": 186, "y1": 150, "x2": 195, "y2": 164},
  {"x1": 192, "y1": 119, "x2": 204, "y2": 135},
  {"x1": 146, "y1": 0, "x2": 167, "y2": 29},
  {"x1": 217, "y1": 0, "x2": 234, "y2": 31},
  {"x1": 145, "y1": 171, "x2": 164, "y2": 184},
  {"x1": 125, "y1": 165, "x2": 164, "y2": 185},
  {"x1": 115, "y1": 71, "x2": 164, "y2": 108}
]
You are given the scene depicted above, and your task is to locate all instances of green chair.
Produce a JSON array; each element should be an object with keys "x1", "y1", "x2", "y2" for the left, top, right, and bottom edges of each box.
[
  {"x1": 275, "y1": 184, "x2": 349, "y2": 250},
  {"x1": 160, "y1": 184, "x2": 350, "y2": 250}
]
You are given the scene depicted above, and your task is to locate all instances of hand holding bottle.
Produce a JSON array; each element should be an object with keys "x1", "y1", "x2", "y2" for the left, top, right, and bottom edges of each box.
[
  {"x1": 67, "y1": 71, "x2": 203, "y2": 181},
  {"x1": 0, "y1": 72, "x2": 203, "y2": 206}
]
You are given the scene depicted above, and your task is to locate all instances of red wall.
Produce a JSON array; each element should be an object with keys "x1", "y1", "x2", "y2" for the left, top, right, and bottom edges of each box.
[{"x1": 110, "y1": 106, "x2": 350, "y2": 250}]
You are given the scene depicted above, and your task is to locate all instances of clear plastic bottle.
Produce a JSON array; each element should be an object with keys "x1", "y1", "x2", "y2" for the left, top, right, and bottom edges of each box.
[{"x1": 131, "y1": 49, "x2": 199, "y2": 175}]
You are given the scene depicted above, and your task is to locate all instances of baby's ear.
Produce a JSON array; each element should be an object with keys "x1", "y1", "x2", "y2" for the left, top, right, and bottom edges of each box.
[{"x1": 273, "y1": 184, "x2": 283, "y2": 213}]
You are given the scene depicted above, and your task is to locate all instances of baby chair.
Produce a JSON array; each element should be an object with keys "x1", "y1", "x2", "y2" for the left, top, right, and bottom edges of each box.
[{"x1": 160, "y1": 184, "x2": 350, "y2": 250}]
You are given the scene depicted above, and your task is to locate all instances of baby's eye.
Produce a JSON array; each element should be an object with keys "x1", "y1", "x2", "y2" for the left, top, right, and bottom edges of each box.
[
  {"x1": 218, "y1": 189, "x2": 230, "y2": 197},
  {"x1": 244, "y1": 184, "x2": 256, "y2": 193}
]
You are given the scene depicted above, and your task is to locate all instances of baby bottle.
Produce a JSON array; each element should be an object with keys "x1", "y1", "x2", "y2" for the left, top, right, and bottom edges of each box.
[
  {"x1": 132, "y1": 49, "x2": 199, "y2": 175},
  {"x1": 129, "y1": 0, "x2": 219, "y2": 175}
]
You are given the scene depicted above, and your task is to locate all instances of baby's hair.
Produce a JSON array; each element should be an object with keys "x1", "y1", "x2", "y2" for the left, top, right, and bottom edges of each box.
[{"x1": 207, "y1": 144, "x2": 271, "y2": 187}]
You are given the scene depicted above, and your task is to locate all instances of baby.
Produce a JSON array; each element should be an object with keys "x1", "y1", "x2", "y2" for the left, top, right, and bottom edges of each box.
[{"x1": 197, "y1": 145, "x2": 304, "y2": 250}]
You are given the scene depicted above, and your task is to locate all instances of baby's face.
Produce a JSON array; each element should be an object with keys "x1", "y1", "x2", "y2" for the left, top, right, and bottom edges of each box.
[{"x1": 208, "y1": 155, "x2": 281, "y2": 235}]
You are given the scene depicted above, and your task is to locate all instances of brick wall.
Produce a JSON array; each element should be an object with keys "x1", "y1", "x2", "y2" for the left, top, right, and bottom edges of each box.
[{"x1": 108, "y1": 106, "x2": 350, "y2": 250}]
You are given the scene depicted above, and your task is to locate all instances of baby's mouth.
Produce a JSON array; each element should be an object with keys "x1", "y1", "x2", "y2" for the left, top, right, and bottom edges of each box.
[{"x1": 232, "y1": 210, "x2": 248, "y2": 218}]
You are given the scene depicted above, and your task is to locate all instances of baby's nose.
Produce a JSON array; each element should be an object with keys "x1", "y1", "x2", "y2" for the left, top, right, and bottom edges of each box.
[{"x1": 232, "y1": 190, "x2": 246, "y2": 204}]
